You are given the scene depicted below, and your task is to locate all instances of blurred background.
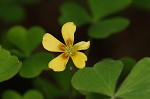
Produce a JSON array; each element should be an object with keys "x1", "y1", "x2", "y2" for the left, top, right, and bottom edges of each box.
[{"x1": 0, "y1": 0, "x2": 150, "y2": 99}]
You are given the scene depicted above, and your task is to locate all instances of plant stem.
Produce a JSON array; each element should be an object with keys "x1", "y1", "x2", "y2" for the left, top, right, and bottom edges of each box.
[{"x1": 69, "y1": 60, "x2": 75, "y2": 99}]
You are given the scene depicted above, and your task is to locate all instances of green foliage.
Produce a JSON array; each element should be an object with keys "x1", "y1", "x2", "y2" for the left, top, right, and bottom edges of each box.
[
  {"x1": 2, "y1": 90, "x2": 44, "y2": 99},
  {"x1": 33, "y1": 68, "x2": 71, "y2": 98},
  {"x1": 88, "y1": 17, "x2": 129, "y2": 38},
  {"x1": 19, "y1": 52, "x2": 55, "y2": 78},
  {"x1": 119, "y1": 57, "x2": 136, "y2": 79},
  {"x1": 86, "y1": 93, "x2": 109, "y2": 99},
  {"x1": 72, "y1": 59, "x2": 123, "y2": 97},
  {"x1": 0, "y1": 0, "x2": 41, "y2": 23},
  {"x1": 87, "y1": 0, "x2": 132, "y2": 20},
  {"x1": 72, "y1": 57, "x2": 150, "y2": 99},
  {"x1": 0, "y1": 4, "x2": 25, "y2": 22},
  {"x1": 59, "y1": 2, "x2": 91, "y2": 26},
  {"x1": 0, "y1": 47, "x2": 22, "y2": 82},
  {"x1": 115, "y1": 57, "x2": 150, "y2": 99},
  {"x1": 133, "y1": 0, "x2": 150, "y2": 10},
  {"x1": 33, "y1": 77, "x2": 62, "y2": 99},
  {"x1": 7, "y1": 26, "x2": 45, "y2": 56},
  {"x1": 53, "y1": 66, "x2": 71, "y2": 92},
  {"x1": 2, "y1": 90, "x2": 21, "y2": 99},
  {"x1": 59, "y1": 0, "x2": 131, "y2": 39},
  {"x1": 23, "y1": 90, "x2": 44, "y2": 99}
]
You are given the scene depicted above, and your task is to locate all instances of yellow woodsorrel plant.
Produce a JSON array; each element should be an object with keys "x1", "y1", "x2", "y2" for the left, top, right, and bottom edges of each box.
[
  {"x1": 42, "y1": 22, "x2": 90, "y2": 71},
  {"x1": 1, "y1": 0, "x2": 150, "y2": 99}
]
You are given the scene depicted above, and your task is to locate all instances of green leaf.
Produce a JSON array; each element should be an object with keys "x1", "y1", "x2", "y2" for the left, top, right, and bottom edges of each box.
[
  {"x1": 115, "y1": 57, "x2": 150, "y2": 99},
  {"x1": 19, "y1": 52, "x2": 55, "y2": 78},
  {"x1": 87, "y1": 0, "x2": 132, "y2": 20},
  {"x1": 7, "y1": 26, "x2": 45, "y2": 55},
  {"x1": 119, "y1": 57, "x2": 136, "y2": 79},
  {"x1": 2, "y1": 90, "x2": 22, "y2": 99},
  {"x1": 0, "y1": 47, "x2": 22, "y2": 82},
  {"x1": 33, "y1": 77, "x2": 62, "y2": 99},
  {"x1": 23, "y1": 90, "x2": 44, "y2": 99},
  {"x1": 72, "y1": 59, "x2": 123, "y2": 97},
  {"x1": 86, "y1": 93, "x2": 109, "y2": 99},
  {"x1": 0, "y1": 4, "x2": 25, "y2": 22},
  {"x1": 133, "y1": 0, "x2": 150, "y2": 10},
  {"x1": 59, "y1": 2, "x2": 91, "y2": 27},
  {"x1": 88, "y1": 17, "x2": 129, "y2": 39},
  {"x1": 2, "y1": 89, "x2": 44, "y2": 99}
]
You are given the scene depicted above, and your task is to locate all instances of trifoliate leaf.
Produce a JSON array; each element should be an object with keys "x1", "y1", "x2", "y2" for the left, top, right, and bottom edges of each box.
[
  {"x1": 59, "y1": 2, "x2": 91, "y2": 27},
  {"x1": 19, "y1": 52, "x2": 55, "y2": 78},
  {"x1": 2, "y1": 90, "x2": 21, "y2": 99},
  {"x1": 0, "y1": 47, "x2": 22, "y2": 82},
  {"x1": 23, "y1": 90, "x2": 44, "y2": 99},
  {"x1": 88, "y1": 17, "x2": 129, "y2": 38},
  {"x1": 115, "y1": 57, "x2": 150, "y2": 99},
  {"x1": 7, "y1": 26, "x2": 45, "y2": 56},
  {"x1": 72, "y1": 59, "x2": 123, "y2": 97},
  {"x1": 87, "y1": 0, "x2": 132, "y2": 20}
]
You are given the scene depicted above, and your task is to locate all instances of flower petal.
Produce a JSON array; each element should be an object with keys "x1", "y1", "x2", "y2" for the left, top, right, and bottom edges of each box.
[
  {"x1": 48, "y1": 53, "x2": 69, "y2": 71},
  {"x1": 71, "y1": 52, "x2": 87, "y2": 69},
  {"x1": 61, "y1": 22, "x2": 76, "y2": 45},
  {"x1": 42, "y1": 33, "x2": 66, "y2": 52},
  {"x1": 73, "y1": 41, "x2": 90, "y2": 51}
]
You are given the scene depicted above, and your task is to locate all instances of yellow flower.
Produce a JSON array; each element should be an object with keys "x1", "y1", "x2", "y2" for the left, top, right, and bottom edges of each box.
[{"x1": 42, "y1": 22, "x2": 90, "y2": 71}]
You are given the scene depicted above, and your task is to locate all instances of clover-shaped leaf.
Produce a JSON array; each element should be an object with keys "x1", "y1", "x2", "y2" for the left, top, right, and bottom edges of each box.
[
  {"x1": 19, "y1": 52, "x2": 55, "y2": 78},
  {"x1": 2, "y1": 90, "x2": 44, "y2": 99},
  {"x1": 2, "y1": 90, "x2": 21, "y2": 99},
  {"x1": 88, "y1": 0, "x2": 132, "y2": 20},
  {"x1": 72, "y1": 59, "x2": 123, "y2": 97},
  {"x1": 0, "y1": 47, "x2": 22, "y2": 82},
  {"x1": 115, "y1": 57, "x2": 150, "y2": 99},
  {"x1": 59, "y1": 2, "x2": 91, "y2": 26},
  {"x1": 7, "y1": 26, "x2": 45, "y2": 56},
  {"x1": 23, "y1": 90, "x2": 44, "y2": 99},
  {"x1": 88, "y1": 17, "x2": 129, "y2": 38}
]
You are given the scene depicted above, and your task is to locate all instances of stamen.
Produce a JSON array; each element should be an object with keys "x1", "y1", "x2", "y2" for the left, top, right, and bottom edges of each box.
[{"x1": 65, "y1": 45, "x2": 75, "y2": 56}]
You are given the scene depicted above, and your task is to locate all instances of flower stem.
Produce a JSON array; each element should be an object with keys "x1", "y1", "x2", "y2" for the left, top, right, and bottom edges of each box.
[{"x1": 68, "y1": 60, "x2": 75, "y2": 99}]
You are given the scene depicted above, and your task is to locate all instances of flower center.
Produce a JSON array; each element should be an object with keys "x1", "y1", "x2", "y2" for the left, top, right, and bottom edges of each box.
[{"x1": 65, "y1": 45, "x2": 74, "y2": 56}]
